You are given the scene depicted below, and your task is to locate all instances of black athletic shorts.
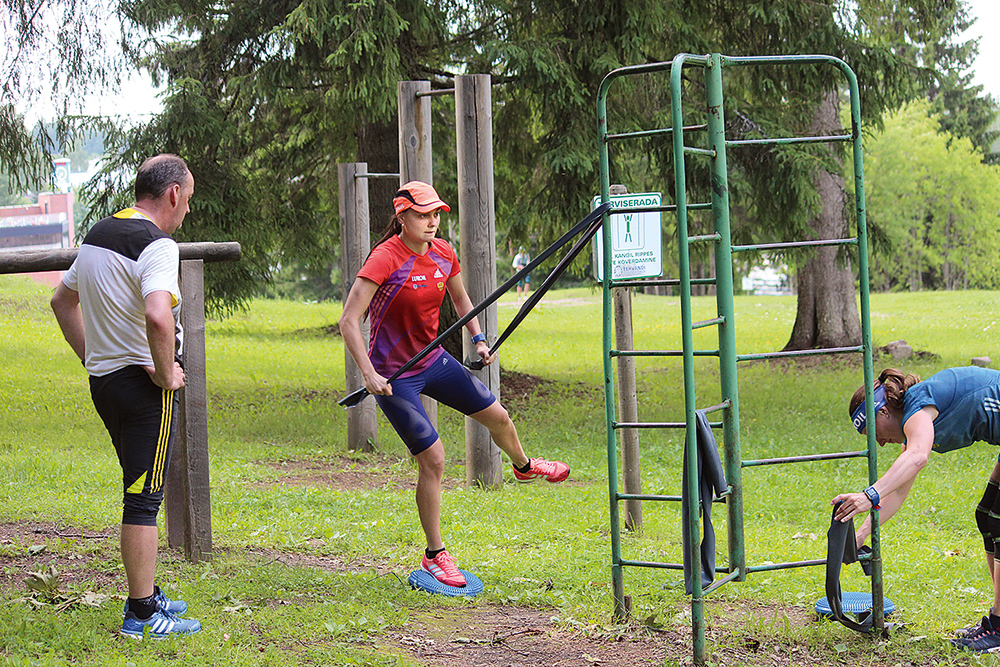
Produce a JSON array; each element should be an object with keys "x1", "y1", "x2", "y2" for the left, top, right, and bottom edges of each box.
[{"x1": 89, "y1": 365, "x2": 179, "y2": 526}]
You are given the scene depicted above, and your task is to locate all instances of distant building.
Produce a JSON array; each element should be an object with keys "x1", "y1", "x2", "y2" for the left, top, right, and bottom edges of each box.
[
  {"x1": 0, "y1": 191, "x2": 76, "y2": 286},
  {"x1": 0, "y1": 191, "x2": 75, "y2": 250},
  {"x1": 741, "y1": 263, "x2": 792, "y2": 296}
]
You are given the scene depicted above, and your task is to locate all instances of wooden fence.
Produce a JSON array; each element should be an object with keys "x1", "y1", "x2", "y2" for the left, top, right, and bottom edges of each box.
[{"x1": 0, "y1": 241, "x2": 241, "y2": 562}]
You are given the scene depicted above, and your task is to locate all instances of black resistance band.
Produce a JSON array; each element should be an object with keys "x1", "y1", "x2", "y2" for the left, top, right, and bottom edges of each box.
[
  {"x1": 826, "y1": 502, "x2": 877, "y2": 633},
  {"x1": 465, "y1": 214, "x2": 603, "y2": 370},
  {"x1": 338, "y1": 202, "x2": 613, "y2": 408}
]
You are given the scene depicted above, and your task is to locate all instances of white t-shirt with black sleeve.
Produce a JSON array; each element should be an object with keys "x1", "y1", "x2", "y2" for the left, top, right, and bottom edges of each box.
[{"x1": 62, "y1": 208, "x2": 183, "y2": 377}]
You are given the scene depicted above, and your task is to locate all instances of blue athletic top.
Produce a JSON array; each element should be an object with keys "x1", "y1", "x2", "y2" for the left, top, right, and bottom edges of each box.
[{"x1": 901, "y1": 367, "x2": 1000, "y2": 453}]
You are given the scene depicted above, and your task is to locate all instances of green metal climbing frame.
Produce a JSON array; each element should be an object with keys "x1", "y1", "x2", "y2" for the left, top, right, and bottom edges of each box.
[{"x1": 597, "y1": 53, "x2": 884, "y2": 665}]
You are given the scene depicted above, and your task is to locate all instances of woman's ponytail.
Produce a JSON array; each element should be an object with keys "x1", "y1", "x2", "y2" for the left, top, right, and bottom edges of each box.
[
  {"x1": 848, "y1": 368, "x2": 921, "y2": 417},
  {"x1": 365, "y1": 215, "x2": 403, "y2": 264}
]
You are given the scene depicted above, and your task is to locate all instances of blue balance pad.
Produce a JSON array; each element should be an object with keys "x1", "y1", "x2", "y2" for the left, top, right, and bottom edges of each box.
[
  {"x1": 408, "y1": 569, "x2": 484, "y2": 597},
  {"x1": 816, "y1": 591, "x2": 895, "y2": 618}
]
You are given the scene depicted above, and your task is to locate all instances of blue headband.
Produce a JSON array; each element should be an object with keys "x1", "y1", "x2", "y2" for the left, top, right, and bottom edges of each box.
[{"x1": 851, "y1": 384, "x2": 886, "y2": 434}]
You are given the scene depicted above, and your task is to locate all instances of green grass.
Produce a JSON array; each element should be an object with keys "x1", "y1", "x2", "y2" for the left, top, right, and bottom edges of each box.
[{"x1": 1, "y1": 274, "x2": 998, "y2": 665}]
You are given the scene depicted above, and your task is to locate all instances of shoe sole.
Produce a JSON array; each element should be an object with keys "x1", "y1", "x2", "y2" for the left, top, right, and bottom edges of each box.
[
  {"x1": 120, "y1": 629, "x2": 200, "y2": 640},
  {"x1": 950, "y1": 639, "x2": 1000, "y2": 653}
]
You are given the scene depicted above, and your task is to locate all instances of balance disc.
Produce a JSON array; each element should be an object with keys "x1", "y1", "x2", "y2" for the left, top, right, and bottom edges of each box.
[
  {"x1": 408, "y1": 569, "x2": 484, "y2": 597},
  {"x1": 816, "y1": 591, "x2": 895, "y2": 618}
]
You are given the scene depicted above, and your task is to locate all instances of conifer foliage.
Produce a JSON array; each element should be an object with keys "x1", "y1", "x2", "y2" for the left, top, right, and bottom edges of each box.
[{"x1": 4, "y1": 0, "x2": 995, "y2": 334}]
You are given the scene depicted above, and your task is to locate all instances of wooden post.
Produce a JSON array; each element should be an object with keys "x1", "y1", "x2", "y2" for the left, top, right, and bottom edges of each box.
[
  {"x1": 398, "y1": 81, "x2": 433, "y2": 182},
  {"x1": 610, "y1": 184, "x2": 642, "y2": 531},
  {"x1": 398, "y1": 80, "x2": 439, "y2": 431},
  {"x1": 455, "y1": 74, "x2": 501, "y2": 489},
  {"x1": 339, "y1": 162, "x2": 377, "y2": 452},
  {"x1": 165, "y1": 259, "x2": 213, "y2": 561}
]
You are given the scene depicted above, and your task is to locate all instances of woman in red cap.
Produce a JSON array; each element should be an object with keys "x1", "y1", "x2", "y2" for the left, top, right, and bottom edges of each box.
[{"x1": 339, "y1": 181, "x2": 570, "y2": 587}]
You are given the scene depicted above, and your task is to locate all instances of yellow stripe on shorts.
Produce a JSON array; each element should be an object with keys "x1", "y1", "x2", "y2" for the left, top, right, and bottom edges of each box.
[{"x1": 151, "y1": 389, "x2": 174, "y2": 491}]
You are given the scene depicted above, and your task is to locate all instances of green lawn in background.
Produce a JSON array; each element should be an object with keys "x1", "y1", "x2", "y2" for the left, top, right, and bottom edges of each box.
[{"x1": 1, "y1": 274, "x2": 997, "y2": 665}]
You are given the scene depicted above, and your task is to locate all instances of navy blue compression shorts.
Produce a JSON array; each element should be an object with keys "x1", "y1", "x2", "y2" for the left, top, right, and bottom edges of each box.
[{"x1": 374, "y1": 351, "x2": 496, "y2": 455}]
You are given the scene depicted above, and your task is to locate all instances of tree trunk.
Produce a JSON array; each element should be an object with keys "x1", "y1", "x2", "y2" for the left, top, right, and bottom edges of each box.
[
  {"x1": 784, "y1": 92, "x2": 861, "y2": 351},
  {"x1": 909, "y1": 226, "x2": 920, "y2": 292},
  {"x1": 943, "y1": 212, "x2": 954, "y2": 290}
]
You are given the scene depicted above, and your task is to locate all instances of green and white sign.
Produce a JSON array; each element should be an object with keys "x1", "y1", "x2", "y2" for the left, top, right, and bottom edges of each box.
[{"x1": 592, "y1": 192, "x2": 662, "y2": 280}]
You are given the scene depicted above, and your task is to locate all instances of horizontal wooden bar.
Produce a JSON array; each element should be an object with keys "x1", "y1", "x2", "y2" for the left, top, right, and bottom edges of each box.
[
  {"x1": 354, "y1": 172, "x2": 401, "y2": 179},
  {"x1": 0, "y1": 242, "x2": 242, "y2": 275}
]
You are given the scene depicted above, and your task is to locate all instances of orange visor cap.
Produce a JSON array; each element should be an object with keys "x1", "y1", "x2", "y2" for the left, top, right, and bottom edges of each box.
[{"x1": 393, "y1": 181, "x2": 451, "y2": 215}]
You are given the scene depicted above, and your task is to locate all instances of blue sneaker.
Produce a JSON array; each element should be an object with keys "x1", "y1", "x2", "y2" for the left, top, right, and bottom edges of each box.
[
  {"x1": 121, "y1": 608, "x2": 201, "y2": 639},
  {"x1": 123, "y1": 588, "x2": 188, "y2": 616}
]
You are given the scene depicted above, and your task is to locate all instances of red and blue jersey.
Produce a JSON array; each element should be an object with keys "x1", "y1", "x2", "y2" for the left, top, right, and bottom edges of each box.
[{"x1": 357, "y1": 235, "x2": 460, "y2": 377}]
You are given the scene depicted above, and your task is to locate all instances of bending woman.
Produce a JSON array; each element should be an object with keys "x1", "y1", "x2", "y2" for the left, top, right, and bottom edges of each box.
[
  {"x1": 832, "y1": 366, "x2": 1000, "y2": 652},
  {"x1": 339, "y1": 181, "x2": 569, "y2": 588}
]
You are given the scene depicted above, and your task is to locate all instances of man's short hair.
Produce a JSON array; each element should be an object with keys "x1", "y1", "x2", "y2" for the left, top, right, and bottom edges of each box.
[{"x1": 135, "y1": 154, "x2": 190, "y2": 201}]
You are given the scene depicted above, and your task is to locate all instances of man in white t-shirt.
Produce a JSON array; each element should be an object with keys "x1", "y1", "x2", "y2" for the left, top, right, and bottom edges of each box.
[{"x1": 50, "y1": 154, "x2": 201, "y2": 638}]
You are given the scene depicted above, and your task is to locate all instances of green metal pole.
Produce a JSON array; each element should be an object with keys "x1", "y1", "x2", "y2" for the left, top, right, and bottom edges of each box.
[
  {"x1": 841, "y1": 60, "x2": 884, "y2": 633},
  {"x1": 597, "y1": 73, "x2": 626, "y2": 620},
  {"x1": 671, "y1": 52, "x2": 706, "y2": 667},
  {"x1": 704, "y1": 54, "x2": 746, "y2": 581}
]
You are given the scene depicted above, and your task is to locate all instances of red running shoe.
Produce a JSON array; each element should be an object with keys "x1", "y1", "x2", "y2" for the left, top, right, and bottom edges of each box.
[
  {"x1": 421, "y1": 549, "x2": 466, "y2": 587},
  {"x1": 513, "y1": 457, "x2": 570, "y2": 484}
]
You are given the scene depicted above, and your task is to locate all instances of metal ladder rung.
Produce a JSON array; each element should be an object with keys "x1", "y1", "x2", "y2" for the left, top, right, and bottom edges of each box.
[
  {"x1": 607, "y1": 202, "x2": 712, "y2": 215},
  {"x1": 736, "y1": 346, "x2": 862, "y2": 362},
  {"x1": 726, "y1": 133, "x2": 851, "y2": 148},
  {"x1": 611, "y1": 349, "x2": 720, "y2": 358},
  {"x1": 684, "y1": 146, "x2": 716, "y2": 156},
  {"x1": 617, "y1": 490, "x2": 729, "y2": 503},
  {"x1": 614, "y1": 420, "x2": 723, "y2": 429},
  {"x1": 604, "y1": 124, "x2": 708, "y2": 142},
  {"x1": 610, "y1": 277, "x2": 716, "y2": 288},
  {"x1": 702, "y1": 570, "x2": 742, "y2": 596},
  {"x1": 692, "y1": 316, "x2": 724, "y2": 330},
  {"x1": 741, "y1": 450, "x2": 867, "y2": 468},
  {"x1": 687, "y1": 233, "x2": 721, "y2": 244},
  {"x1": 731, "y1": 237, "x2": 856, "y2": 253},
  {"x1": 746, "y1": 559, "x2": 827, "y2": 573},
  {"x1": 618, "y1": 559, "x2": 733, "y2": 572}
]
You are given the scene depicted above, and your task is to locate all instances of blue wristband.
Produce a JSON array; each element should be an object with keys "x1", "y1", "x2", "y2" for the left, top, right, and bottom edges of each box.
[
  {"x1": 863, "y1": 485, "x2": 880, "y2": 510},
  {"x1": 471, "y1": 333, "x2": 487, "y2": 345}
]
